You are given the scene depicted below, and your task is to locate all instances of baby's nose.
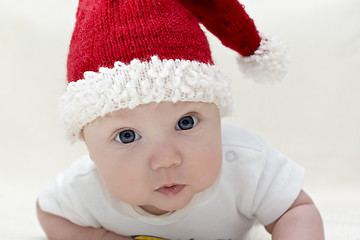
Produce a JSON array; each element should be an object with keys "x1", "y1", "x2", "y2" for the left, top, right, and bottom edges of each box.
[{"x1": 149, "y1": 142, "x2": 182, "y2": 170}]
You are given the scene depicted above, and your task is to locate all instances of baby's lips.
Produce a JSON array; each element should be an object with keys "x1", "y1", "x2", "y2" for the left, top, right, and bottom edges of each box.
[{"x1": 155, "y1": 184, "x2": 185, "y2": 196}]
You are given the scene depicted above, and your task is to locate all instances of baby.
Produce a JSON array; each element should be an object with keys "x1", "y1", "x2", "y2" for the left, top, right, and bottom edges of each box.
[{"x1": 37, "y1": 0, "x2": 325, "y2": 239}]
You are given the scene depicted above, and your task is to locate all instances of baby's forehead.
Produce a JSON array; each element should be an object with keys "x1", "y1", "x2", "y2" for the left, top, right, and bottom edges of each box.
[{"x1": 107, "y1": 101, "x2": 210, "y2": 115}]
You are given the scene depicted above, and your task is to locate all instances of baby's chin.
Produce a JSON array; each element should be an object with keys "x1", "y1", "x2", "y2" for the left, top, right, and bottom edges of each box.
[
  {"x1": 140, "y1": 195, "x2": 195, "y2": 215},
  {"x1": 139, "y1": 204, "x2": 185, "y2": 216},
  {"x1": 139, "y1": 205, "x2": 172, "y2": 216}
]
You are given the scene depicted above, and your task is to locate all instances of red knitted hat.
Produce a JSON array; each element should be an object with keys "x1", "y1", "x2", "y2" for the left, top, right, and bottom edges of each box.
[{"x1": 60, "y1": 0, "x2": 288, "y2": 142}]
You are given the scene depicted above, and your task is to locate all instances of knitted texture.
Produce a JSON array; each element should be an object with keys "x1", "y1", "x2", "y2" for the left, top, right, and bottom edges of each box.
[
  {"x1": 59, "y1": 56, "x2": 232, "y2": 142},
  {"x1": 67, "y1": 0, "x2": 213, "y2": 83},
  {"x1": 178, "y1": 0, "x2": 261, "y2": 56}
]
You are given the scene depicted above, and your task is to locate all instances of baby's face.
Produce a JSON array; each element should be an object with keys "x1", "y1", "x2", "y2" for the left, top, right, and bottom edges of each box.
[{"x1": 83, "y1": 101, "x2": 222, "y2": 215}]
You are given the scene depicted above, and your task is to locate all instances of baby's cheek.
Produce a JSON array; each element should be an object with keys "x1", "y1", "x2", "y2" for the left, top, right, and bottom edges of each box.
[{"x1": 191, "y1": 148, "x2": 222, "y2": 186}]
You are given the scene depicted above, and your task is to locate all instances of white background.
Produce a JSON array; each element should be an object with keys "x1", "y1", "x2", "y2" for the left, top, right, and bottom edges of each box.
[{"x1": 0, "y1": 0, "x2": 359, "y2": 239}]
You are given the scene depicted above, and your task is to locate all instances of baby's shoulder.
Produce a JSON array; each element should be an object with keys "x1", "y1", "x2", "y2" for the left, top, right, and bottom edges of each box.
[
  {"x1": 221, "y1": 122, "x2": 264, "y2": 152},
  {"x1": 62, "y1": 155, "x2": 98, "y2": 184}
]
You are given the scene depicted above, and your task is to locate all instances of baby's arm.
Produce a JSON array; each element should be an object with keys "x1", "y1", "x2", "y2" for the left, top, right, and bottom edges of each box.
[
  {"x1": 37, "y1": 201, "x2": 131, "y2": 240},
  {"x1": 265, "y1": 190, "x2": 324, "y2": 240}
]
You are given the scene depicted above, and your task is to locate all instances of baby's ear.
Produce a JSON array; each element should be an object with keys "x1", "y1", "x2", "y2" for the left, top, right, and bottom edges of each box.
[
  {"x1": 80, "y1": 129, "x2": 85, "y2": 141},
  {"x1": 80, "y1": 129, "x2": 87, "y2": 142}
]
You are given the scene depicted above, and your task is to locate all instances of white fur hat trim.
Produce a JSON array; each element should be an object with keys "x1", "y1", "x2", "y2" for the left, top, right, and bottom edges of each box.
[{"x1": 59, "y1": 56, "x2": 233, "y2": 142}]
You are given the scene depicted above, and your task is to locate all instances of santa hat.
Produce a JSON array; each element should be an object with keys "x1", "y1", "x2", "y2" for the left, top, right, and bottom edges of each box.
[{"x1": 60, "y1": 0, "x2": 288, "y2": 142}]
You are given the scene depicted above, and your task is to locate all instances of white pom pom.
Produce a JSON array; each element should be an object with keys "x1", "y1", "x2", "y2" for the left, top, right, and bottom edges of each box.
[{"x1": 237, "y1": 33, "x2": 290, "y2": 83}]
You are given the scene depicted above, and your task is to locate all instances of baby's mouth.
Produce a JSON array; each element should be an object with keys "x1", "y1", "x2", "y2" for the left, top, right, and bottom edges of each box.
[{"x1": 155, "y1": 184, "x2": 185, "y2": 196}]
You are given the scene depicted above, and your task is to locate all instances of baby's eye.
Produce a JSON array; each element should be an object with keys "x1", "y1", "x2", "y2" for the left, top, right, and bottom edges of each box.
[
  {"x1": 115, "y1": 129, "x2": 141, "y2": 144},
  {"x1": 176, "y1": 116, "x2": 199, "y2": 131}
]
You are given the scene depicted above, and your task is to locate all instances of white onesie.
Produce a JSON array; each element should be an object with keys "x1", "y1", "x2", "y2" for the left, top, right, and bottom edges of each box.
[{"x1": 38, "y1": 123, "x2": 304, "y2": 240}]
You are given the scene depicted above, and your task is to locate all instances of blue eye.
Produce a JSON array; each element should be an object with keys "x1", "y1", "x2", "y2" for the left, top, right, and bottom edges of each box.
[
  {"x1": 176, "y1": 116, "x2": 199, "y2": 130},
  {"x1": 115, "y1": 130, "x2": 141, "y2": 144}
]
